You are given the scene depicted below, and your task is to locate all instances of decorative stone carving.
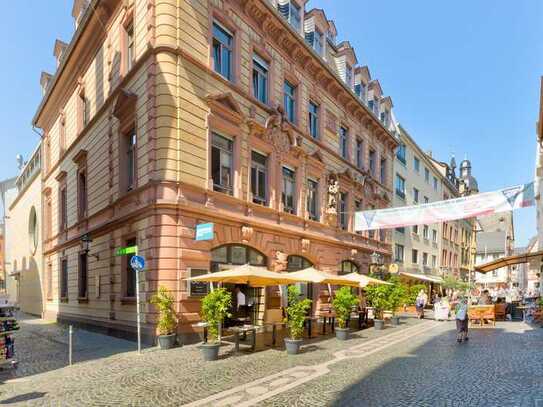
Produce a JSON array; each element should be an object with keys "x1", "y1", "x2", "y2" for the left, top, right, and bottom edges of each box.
[
  {"x1": 241, "y1": 225, "x2": 254, "y2": 243},
  {"x1": 325, "y1": 173, "x2": 339, "y2": 227},
  {"x1": 274, "y1": 250, "x2": 288, "y2": 271},
  {"x1": 351, "y1": 249, "x2": 358, "y2": 259},
  {"x1": 301, "y1": 238, "x2": 310, "y2": 253}
]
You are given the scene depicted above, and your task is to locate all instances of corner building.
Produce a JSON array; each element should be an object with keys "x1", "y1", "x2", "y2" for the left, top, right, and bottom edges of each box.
[{"x1": 36, "y1": 0, "x2": 398, "y2": 342}]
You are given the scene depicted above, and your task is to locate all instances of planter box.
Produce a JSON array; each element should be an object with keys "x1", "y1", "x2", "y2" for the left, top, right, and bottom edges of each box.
[
  {"x1": 335, "y1": 327, "x2": 350, "y2": 341},
  {"x1": 284, "y1": 338, "x2": 303, "y2": 355}
]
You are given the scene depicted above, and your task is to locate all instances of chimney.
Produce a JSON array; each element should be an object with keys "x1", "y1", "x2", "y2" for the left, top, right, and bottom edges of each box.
[
  {"x1": 72, "y1": 0, "x2": 90, "y2": 29},
  {"x1": 40, "y1": 71, "x2": 53, "y2": 96},
  {"x1": 53, "y1": 40, "x2": 68, "y2": 68}
]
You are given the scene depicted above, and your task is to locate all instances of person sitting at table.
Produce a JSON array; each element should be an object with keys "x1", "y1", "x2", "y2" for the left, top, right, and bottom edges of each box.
[
  {"x1": 478, "y1": 290, "x2": 492, "y2": 305},
  {"x1": 234, "y1": 285, "x2": 247, "y2": 319}
]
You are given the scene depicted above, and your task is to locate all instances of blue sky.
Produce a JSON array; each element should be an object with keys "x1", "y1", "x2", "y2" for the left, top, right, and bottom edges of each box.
[{"x1": 0, "y1": 1, "x2": 541, "y2": 246}]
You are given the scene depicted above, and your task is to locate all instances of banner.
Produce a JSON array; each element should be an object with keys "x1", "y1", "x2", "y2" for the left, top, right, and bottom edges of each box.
[{"x1": 354, "y1": 182, "x2": 535, "y2": 231}]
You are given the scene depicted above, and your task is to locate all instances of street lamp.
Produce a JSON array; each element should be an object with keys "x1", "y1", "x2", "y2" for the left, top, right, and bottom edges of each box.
[{"x1": 80, "y1": 233, "x2": 99, "y2": 260}]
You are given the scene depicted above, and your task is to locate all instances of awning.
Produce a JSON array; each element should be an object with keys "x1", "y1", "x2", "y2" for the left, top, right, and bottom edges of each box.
[
  {"x1": 287, "y1": 267, "x2": 359, "y2": 286},
  {"x1": 341, "y1": 272, "x2": 393, "y2": 287},
  {"x1": 399, "y1": 271, "x2": 444, "y2": 284},
  {"x1": 189, "y1": 264, "x2": 311, "y2": 287},
  {"x1": 475, "y1": 249, "x2": 543, "y2": 273}
]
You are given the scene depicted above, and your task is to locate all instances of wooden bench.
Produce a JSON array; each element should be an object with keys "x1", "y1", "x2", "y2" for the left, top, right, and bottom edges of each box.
[{"x1": 468, "y1": 305, "x2": 495, "y2": 328}]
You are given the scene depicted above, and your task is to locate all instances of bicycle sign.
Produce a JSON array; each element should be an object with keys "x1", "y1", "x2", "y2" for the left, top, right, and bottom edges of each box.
[{"x1": 130, "y1": 255, "x2": 145, "y2": 271}]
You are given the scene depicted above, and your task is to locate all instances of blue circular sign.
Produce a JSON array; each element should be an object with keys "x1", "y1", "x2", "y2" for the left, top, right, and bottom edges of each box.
[{"x1": 130, "y1": 255, "x2": 145, "y2": 271}]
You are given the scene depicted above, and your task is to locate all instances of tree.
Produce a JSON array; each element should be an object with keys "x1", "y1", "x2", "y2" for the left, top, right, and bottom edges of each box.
[
  {"x1": 332, "y1": 287, "x2": 359, "y2": 329},
  {"x1": 284, "y1": 285, "x2": 312, "y2": 340},
  {"x1": 201, "y1": 288, "x2": 232, "y2": 343}
]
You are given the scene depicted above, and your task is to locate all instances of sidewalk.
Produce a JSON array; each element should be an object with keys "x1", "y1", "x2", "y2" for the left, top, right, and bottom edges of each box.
[{"x1": 0, "y1": 314, "x2": 428, "y2": 406}]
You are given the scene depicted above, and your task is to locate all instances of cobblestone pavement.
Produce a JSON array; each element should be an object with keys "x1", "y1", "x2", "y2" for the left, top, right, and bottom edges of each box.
[
  {"x1": 1, "y1": 316, "x2": 541, "y2": 406},
  {"x1": 0, "y1": 314, "x2": 425, "y2": 406}
]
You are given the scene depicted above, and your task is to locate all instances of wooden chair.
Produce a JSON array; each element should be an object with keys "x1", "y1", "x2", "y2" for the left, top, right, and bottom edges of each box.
[{"x1": 495, "y1": 303, "x2": 507, "y2": 321}]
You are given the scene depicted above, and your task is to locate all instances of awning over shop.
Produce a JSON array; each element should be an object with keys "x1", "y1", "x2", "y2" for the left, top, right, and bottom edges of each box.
[
  {"x1": 286, "y1": 267, "x2": 359, "y2": 286},
  {"x1": 475, "y1": 249, "x2": 543, "y2": 273},
  {"x1": 342, "y1": 272, "x2": 393, "y2": 287},
  {"x1": 189, "y1": 264, "x2": 310, "y2": 286},
  {"x1": 399, "y1": 271, "x2": 444, "y2": 284}
]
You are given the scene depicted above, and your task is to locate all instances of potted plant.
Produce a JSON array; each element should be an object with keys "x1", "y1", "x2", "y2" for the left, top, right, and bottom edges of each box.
[
  {"x1": 365, "y1": 284, "x2": 390, "y2": 330},
  {"x1": 284, "y1": 285, "x2": 312, "y2": 354},
  {"x1": 386, "y1": 277, "x2": 406, "y2": 326},
  {"x1": 200, "y1": 287, "x2": 232, "y2": 361},
  {"x1": 332, "y1": 287, "x2": 359, "y2": 340},
  {"x1": 150, "y1": 286, "x2": 178, "y2": 349}
]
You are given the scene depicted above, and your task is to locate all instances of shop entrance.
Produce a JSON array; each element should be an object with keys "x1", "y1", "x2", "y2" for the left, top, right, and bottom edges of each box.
[{"x1": 210, "y1": 245, "x2": 267, "y2": 327}]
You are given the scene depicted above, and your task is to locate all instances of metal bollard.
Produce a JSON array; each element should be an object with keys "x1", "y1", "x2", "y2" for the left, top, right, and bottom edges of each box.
[{"x1": 69, "y1": 325, "x2": 73, "y2": 366}]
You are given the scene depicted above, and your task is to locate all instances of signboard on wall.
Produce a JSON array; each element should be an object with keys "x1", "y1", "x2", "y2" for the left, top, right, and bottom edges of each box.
[{"x1": 195, "y1": 223, "x2": 214, "y2": 241}]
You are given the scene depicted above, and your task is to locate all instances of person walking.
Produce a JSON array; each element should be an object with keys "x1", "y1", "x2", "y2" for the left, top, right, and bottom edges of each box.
[
  {"x1": 455, "y1": 296, "x2": 469, "y2": 343},
  {"x1": 415, "y1": 289, "x2": 428, "y2": 319}
]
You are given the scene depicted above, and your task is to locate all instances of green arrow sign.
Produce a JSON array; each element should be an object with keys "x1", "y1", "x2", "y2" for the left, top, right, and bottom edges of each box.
[{"x1": 115, "y1": 246, "x2": 138, "y2": 256}]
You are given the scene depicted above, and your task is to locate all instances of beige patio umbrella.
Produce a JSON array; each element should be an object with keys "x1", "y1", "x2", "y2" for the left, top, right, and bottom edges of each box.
[
  {"x1": 341, "y1": 272, "x2": 393, "y2": 287},
  {"x1": 286, "y1": 267, "x2": 359, "y2": 286},
  {"x1": 189, "y1": 264, "x2": 311, "y2": 287}
]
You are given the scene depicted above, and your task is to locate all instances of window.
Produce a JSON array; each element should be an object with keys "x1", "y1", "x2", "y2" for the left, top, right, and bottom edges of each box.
[
  {"x1": 380, "y1": 158, "x2": 387, "y2": 184},
  {"x1": 354, "y1": 200, "x2": 362, "y2": 234},
  {"x1": 369, "y1": 150, "x2": 376, "y2": 176},
  {"x1": 307, "y1": 178, "x2": 319, "y2": 221},
  {"x1": 432, "y1": 229, "x2": 437, "y2": 242},
  {"x1": 380, "y1": 111, "x2": 389, "y2": 126},
  {"x1": 80, "y1": 92, "x2": 89, "y2": 128},
  {"x1": 287, "y1": 255, "x2": 312, "y2": 272},
  {"x1": 339, "y1": 260, "x2": 359, "y2": 275},
  {"x1": 355, "y1": 83, "x2": 366, "y2": 100},
  {"x1": 126, "y1": 127, "x2": 137, "y2": 191},
  {"x1": 211, "y1": 133, "x2": 233, "y2": 195},
  {"x1": 60, "y1": 258, "x2": 68, "y2": 299},
  {"x1": 339, "y1": 192, "x2": 348, "y2": 230},
  {"x1": 211, "y1": 245, "x2": 267, "y2": 271},
  {"x1": 189, "y1": 269, "x2": 209, "y2": 297},
  {"x1": 305, "y1": 29, "x2": 323, "y2": 55},
  {"x1": 78, "y1": 252, "x2": 88, "y2": 299},
  {"x1": 424, "y1": 196, "x2": 429, "y2": 204},
  {"x1": 77, "y1": 169, "x2": 87, "y2": 219},
  {"x1": 432, "y1": 255, "x2": 437, "y2": 268},
  {"x1": 284, "y1": 81, "x2": 296, "y2": 123},
  {"x1": 59, "y1": 186, "x2": 67, "y2": 231},
  {"x1": 126, "y1": 22, "x2": 135, "y2": 71},
  {"x1": 413, "y1": 187, "x2": 419, "y2": 203},
  {"x1": 252, "y1": 54, "x2": 268, "y2": 104},
  {"x1": 395, "y1": 244, "x2": 404, "y2": 263},
  {"x1": 396, "y1": 227, "x2": 405, "y2": 234},
  {"x1": 212, "y1": 22, "x2": 233, "y2": 80},
  {"x1": 395, "y1": 174, "x2": 405, "y2": 199},
  {"x1": 413, "y1": 225, "x2": 419, "y2": 234},
  {"x1": 423, "y1": 225, "x2": 429, "y2": 240},
  {"x1": 345, "y1": 64, "x2": 353, "y2": 87},
  {"x1": 47, "y1": 263, "x2": 53, "y2": 300},
  {"x1": 414, "y1": 156, "x2": 420, "y2": 172},
  {"x1": 423, "y1": 252, "x2": 428, "y2": 266},
  {"x1": 44, "y1": 194, "x2": 52, "y2": 242},
  {"x1": 308, "y1": 101, "x2": 319, "y2": 139},
  {"x1": 339, "y1": 126, "x2": 348, "y2": 159},
  {"x1": 433, "y1": 176, "x2": 438, "y2": 190},
  {"x1": 278, "y1": 1, "x2": 301, "y2": 32},
  {"x1": 356, "y1": 139, "x2": 363, "y2": 169},
  {"x1": 369, "y1": 97, "x2": 379, "y2": 115},
  {"x1": 396, "y1": 143, "x2": 406, "y2": 164},
  {"x1": 125, "y1": 238, "x2": 137, "y2": 298},
  {"x1": 412, "y1": 249, "x2": 418, "y2": 264},
  {"x1": 251, "y1": 151, "x2": 267, "y2": 205},
  {"x1": 282, "y1": 166, "x2": 296, "y2": 214},
  {"x1": 59, "y1": 116, "x2": 66, "y2": 155},
  {"x1": 424, "y1": 167, "x2": 430, "y2": 183}
]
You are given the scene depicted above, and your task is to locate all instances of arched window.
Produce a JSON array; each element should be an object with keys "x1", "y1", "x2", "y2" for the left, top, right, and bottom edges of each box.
[
  {"x1": 211, "y1": 245, "x2": 266, "y2": 272},
  {"x1": 339, "y1": 260, "x2": 359, "y2": 275},
  {"x1": 286, "y1": 255, "x2": 313, "y2": 272}
]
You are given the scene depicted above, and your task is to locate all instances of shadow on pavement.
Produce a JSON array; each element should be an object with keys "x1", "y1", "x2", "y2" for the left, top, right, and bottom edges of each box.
[{"x1": 0, "y1": 392, "x2": 47, "y2": 404}]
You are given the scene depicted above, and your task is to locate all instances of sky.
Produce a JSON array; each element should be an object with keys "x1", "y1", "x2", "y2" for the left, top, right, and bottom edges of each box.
[{"x1": 0, "y1": 1, "x2": 541, "y2": 247}]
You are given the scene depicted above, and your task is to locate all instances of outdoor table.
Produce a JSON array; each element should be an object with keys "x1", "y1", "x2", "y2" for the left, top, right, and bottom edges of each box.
[
  {"x1": 232, "y1": 325, "x2": 258, "y2": 352},
  {"x1": 304, "y1": 316, "x2": 319, "y2": 338},
  {"x1": 350, "y1": 310, "x2": 367, "y2": 330},
  {"x1": 191, "y1": 322, "x2": 209, "y2": 343}
]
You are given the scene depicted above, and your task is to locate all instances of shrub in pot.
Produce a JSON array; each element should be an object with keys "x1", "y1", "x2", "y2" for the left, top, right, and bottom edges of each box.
[
  {"x1": 332, "y1": 287, "x2": 359, "y2": 340},
  {"x1": 284, "y1": 285, "x2": 312, "y2": 354},
  {"x1": 386, "y1": 277, "x2": 407, "y2": 326},
  {"x1": 150, "y1": 286, "x2": 178, "y2": 349},
  {"x1": 200, "y1": 288, "x2": 232, "y2": 361},
  {"x1": 365, "y1": 284, "x2": 390, "y2": 330}
]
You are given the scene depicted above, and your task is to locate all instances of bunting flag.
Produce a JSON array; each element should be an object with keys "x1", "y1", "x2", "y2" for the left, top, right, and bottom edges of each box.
[{"x1": 354, "y1": 182, "x2": 535, "y2": 231}]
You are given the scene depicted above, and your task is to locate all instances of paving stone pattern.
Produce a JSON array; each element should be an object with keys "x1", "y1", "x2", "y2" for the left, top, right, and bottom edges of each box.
[{"x1": 0, "y1": 315, "x2": 424, "y2": 406}]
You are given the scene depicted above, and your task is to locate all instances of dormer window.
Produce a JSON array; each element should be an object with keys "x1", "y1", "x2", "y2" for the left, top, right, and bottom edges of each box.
[
  {"x1": 326, "y1": 30, "x2": 336, "y2": 45},
  {"x1": 278, "y1": 1, "x2": 301, "y2": 32},
  {"x1": 380, "y1": 110, "x2": 390, "y2": 126},
  {"x1": 305, "y1": 29, "x2": 323, "y2": 56},
  {"x1": 345, "y1": 65, "x2": 353, "y2": 88},
  {"x1": 368, "y1": 97, "x2": 379, "y2": 115}
]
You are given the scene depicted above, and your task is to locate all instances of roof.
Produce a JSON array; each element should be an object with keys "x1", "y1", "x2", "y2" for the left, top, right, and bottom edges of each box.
[
  {"x1": 475, "y1": 250, "x2": 543, "y2": 273},
  {"x1": 476, "y1": 231, "x2": 506, "y2": 253}
]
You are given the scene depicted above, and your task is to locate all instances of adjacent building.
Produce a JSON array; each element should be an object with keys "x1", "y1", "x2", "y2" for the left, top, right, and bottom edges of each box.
[
  {"x1": 392, "y1": 126, "x2": 478, "y2": 283},
  {"x1": 34, "y1": 0, "x2": 399, "y2": 342},
  {"x1": 4, "y1": 145, "x2": 44, "y2": 315},
  {"x1": 535, "y1": 77, "x2": 543, "y2": 294}
]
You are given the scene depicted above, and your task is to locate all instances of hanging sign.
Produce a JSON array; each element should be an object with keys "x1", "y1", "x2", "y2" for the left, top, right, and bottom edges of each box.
[
  {"x1": 195, "y1": 223, "x2": 214, "y2": 241},
  {"x1": 355, "y1": 182, "x2": 535, "y2": 231}
]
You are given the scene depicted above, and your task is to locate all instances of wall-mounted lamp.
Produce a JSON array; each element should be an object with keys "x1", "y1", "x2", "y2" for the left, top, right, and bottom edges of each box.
[{"x1": 81, "y1": 233, "x2": 99, "y2": 261}]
